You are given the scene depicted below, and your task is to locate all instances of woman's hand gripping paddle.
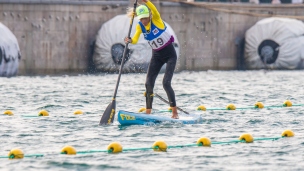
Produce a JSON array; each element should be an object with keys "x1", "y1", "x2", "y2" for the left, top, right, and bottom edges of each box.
[{"x1": 99, "y1": 0, "x2": 138, "y2": 125}]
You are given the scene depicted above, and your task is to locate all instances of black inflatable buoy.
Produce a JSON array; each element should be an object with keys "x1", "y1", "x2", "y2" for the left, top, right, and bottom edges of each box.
[
  {"x1": 257, "y1": 39, "x2": 280, "y2": 64},
  {"x1": 111, "y1": 43, "x2": 132, "y2": 65}
]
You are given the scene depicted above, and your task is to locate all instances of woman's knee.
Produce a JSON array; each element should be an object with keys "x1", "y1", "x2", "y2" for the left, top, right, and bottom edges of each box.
[{"x1": 162, "y1": 81, "x2": 172, "y2": 90}]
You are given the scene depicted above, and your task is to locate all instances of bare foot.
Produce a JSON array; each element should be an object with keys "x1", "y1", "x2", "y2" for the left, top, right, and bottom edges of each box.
[
  {"x1": 171, "y1": 106, "x2": 179, "y2": 119},
  {"x1": 146, "y1": 109, "x2": 152, "y2": 114},
  {"x1": 171, "y1": 114, "x2": 179, "y2": 119}
]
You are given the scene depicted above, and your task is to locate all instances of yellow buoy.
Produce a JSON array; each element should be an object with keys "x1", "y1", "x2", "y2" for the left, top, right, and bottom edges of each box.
[
  {"x1": 74, "y1": 110, "x2": 83, "y2": 115},
  {"x1": 138, "y1": 107, "x2": 146, "y2": 113},
  {"x1": 38, "y1": 110, "x2": 49, "y2": 116},
  {"x1": 3, "y1": 110, "x2": 13, "y2": 115},
  {"x1": 61, "y1": 145, "x2": 76, "y2": 155},
  {"x1": 226, "y1": 104, "x2": 236, "y2": 110},
  {"x1": 283, "y1": 100, "x2": 292, "y2": 107},
  {"x1": 196, "y1": 137, "x2": 211, "y2": 147},
  {"x1": 254, "y1": 102, "x2": 264, "y2": 109},
  {"x1": 107, "y1": 142, "x2": 123, "y2": 153},
  {"x1": 281, "y1": 129, "x2": 294, "y2": 137},
  {"x1": 152, "y1": 140, "x2": 167, "y2": 152},
  {"x1": 239, "y1": 133, "x2": 254, "y2": 143},
  {"x1": 8, "y1": 148, "x2": 24, "y2": 159},
  {"x1": 197, "y1": 105, "x2": 206, "y2": 111},
  {"x1": 168, "y1": 107, "x2": 172, "y2": 111}
]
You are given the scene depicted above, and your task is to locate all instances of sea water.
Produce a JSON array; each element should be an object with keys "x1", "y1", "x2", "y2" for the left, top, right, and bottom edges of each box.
[{"x1": 0, "y1": 70, "x2": 304, "y2": 171}]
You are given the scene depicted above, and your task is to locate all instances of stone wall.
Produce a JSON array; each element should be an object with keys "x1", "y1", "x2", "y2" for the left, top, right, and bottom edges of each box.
[{"x1": 0, "y1": 1, "x2": 304, "y2": 75}]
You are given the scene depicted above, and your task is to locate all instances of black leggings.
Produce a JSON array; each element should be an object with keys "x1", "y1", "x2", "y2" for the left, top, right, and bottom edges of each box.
[{"x1": 145, "y1": 43, "x2": 177, "y2": 109}]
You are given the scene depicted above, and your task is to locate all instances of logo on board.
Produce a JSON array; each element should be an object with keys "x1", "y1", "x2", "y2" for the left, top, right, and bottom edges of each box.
[{"x1": 120, "y1": 114, "x2": 136, "y2": 120}]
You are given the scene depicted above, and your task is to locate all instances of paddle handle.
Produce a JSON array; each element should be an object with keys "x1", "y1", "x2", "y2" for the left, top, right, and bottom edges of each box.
[{"x1": 154, "y1": 93, "x2": 189, "y2": 114}]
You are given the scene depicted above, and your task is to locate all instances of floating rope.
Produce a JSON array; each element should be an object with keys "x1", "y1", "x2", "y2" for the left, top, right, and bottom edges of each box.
[
  {"x1": 197, "y1": 100, "x2": 303, "y2": 111},
  {"x1": 0, "y1": 130, "x2": 294, "y2": 159},
  {"x1": 202, "y1": 104, "x2": 304, "y2": 111},
  {"x1": 3, "y1": 109, "x2": 84, "y2": 118},
  {"x1": 197, "y1": 104, "x2": 304, "y2": 110},
  {"x1": 158, "y1": 104, "x2": 303, "y2": 112},
  {"x1": 154, "y1": 100, "x2": 303, "y2": 113}
]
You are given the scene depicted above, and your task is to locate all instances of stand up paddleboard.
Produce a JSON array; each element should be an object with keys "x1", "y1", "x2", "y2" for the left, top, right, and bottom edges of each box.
[{"x1": 118, "y1": 110, "x2": 203, "y2": 126}]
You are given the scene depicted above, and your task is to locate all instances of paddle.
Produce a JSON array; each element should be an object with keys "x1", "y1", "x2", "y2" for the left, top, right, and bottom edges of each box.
[
  {"x1": 154, "y1": 93, "x2": 190, "y2": 114},
  {"x1": 99, "y1": 0, "x2": 138, "y2": 125}
]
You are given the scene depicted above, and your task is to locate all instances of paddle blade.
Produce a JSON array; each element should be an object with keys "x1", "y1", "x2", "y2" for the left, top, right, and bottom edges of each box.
[{"x1": 99, "y1": 100, "x2": 116, "y2": 125}]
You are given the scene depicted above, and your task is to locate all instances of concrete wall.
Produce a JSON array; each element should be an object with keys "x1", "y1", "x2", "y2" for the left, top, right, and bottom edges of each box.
[
  {"x1": 0, "y1": 1, "x2": 304, "y2": 75},
  {"x1": 162, "y1": 2, "x2": 304, "y2": 71},
  {"x1": 0, "y1": 1, "x2": 128, "y2": 75}
]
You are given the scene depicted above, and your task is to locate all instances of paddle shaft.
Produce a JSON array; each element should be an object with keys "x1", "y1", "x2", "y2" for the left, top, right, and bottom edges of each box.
[
  {"x1": 99, "y1": 0, "x2": 138, "y2": 125},
  {"x1": 113, "y1": 2, "x2": 137, "y2": 98},
  {"x1": 154, "y1": 93, "x2": 189, "y2": 114}
]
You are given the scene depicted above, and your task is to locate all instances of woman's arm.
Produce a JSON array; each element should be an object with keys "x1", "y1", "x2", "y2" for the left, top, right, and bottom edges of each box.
[
  {"x1": 131, "y1": 25, "x2": 142, "y2": 44},
  {"x1": 144, "y1": 0, "x2": 164, "y2": 29},
  {"x1": 124, "y1": 24, "x2": 142, "y2": 44},
  {"x1": 144, "y1": 0, "x2": 161, "y2": 20}
]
